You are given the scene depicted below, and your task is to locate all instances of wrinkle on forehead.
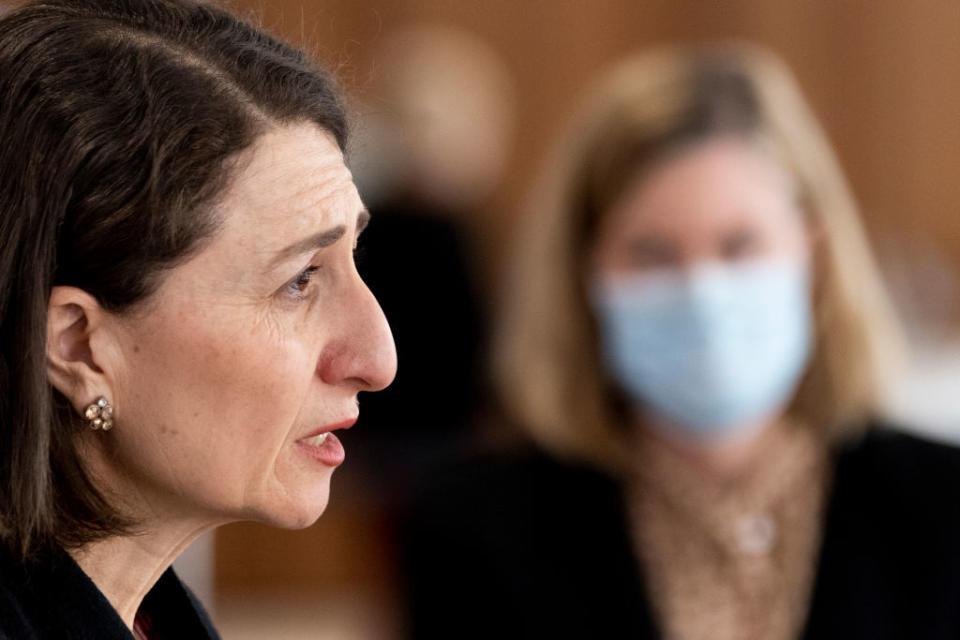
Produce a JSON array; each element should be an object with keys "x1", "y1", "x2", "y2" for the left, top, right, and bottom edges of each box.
[
  {"x1": 206, "y1": 124, "x2": 362, "y2": 266},
  {"x1": 224, "y1": 125, "x2": 355, "y2": 226}
]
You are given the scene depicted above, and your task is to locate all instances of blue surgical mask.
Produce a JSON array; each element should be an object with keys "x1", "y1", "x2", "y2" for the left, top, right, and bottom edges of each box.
[{"x1": 590, "y1": 259, "x2": 813, "y2": 442}]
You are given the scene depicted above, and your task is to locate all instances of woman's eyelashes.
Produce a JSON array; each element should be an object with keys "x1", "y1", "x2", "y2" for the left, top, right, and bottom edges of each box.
[
  {"x1": 280, "y1": 239, "x2": 365, "y2": 302},
  {"x1": 284, "y1": 265, "x2": 321, "y2": 300}
]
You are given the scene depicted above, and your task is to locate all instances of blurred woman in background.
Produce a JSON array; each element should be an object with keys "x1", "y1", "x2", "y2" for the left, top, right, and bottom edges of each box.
[{"x1": 404, "y1": 45, "x2": 960, "y2": 639}]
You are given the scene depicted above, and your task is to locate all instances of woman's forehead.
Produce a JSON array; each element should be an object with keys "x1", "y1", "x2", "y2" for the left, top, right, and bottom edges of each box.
[
  {"x1": 213, "y1": 125, "x2": 361, "y2": 245},
  {"x1": 612, "y1": 137, "x2": 799, "y2": 229}
]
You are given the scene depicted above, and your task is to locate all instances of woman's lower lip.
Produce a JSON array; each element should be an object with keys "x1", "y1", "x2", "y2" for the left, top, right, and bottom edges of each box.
[{"x1": 297, "y1": 432, "x2": 345, "y2": 466}]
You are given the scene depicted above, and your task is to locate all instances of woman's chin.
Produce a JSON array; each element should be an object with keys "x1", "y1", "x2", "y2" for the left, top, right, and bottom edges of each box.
[{"x1": 249, "y1": 484, "x2": 332, "y2": 530}]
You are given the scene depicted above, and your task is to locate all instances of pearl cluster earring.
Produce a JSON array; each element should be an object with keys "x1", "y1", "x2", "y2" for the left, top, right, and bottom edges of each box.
[{"x1": 83, "y1": 396, "x2": 114, "y2": 431}]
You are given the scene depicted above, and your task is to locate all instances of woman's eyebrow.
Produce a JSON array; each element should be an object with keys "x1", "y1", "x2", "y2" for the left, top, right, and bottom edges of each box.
[
  {"x1": 269, "y1": 208, "x2": 370, "y2": 269},
  {"x1": 269, "y1": 226, "x2": 346, "y2": 269}
]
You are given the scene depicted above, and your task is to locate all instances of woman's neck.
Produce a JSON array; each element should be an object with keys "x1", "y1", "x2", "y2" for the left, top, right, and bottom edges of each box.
[
  {"x1": 68, "y1": 519, "x2": 216, "y2": 630},
  {"x1": 70, "y1": 430, "x2": 229, "y2": 630},
  {"x1": 639, "y1": 414, "x2": 789, "y2": 480}
]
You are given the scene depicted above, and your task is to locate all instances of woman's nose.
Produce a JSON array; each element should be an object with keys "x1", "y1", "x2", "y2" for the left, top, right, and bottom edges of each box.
[{"x1": 317, "y1": 278, "x2": 397, "y2": 392}]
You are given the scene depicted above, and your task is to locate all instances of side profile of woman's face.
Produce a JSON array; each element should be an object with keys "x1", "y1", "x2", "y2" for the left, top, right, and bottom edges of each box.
[
  {"x1": 589, "y1": 135, "x2": 815, "y2": 442},
  {"x1": 94, "y1": 123, "x2": 397, "y2": 529}
]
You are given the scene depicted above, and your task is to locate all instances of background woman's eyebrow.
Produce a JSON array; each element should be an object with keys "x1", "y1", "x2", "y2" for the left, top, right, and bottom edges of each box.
[{"x1": 270, "y1": 226, "x2": 346, "y2": 268}]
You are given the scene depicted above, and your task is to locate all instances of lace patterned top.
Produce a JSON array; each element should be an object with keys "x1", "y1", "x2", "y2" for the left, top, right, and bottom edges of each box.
[{"x1": 629, "y1": 422, "x2": 830, "y2": 640}]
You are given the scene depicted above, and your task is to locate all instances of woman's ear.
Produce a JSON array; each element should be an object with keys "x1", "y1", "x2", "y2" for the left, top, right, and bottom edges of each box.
[{"x1": 46, "y1": 286, "x2": 114, "y2": 411}]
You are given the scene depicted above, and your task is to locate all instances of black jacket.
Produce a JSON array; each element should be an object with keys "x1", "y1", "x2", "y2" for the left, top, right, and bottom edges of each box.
[
  {"x1": 403, "y1": 428, "x2": 960, "y2": 639},
  {"x1": 0, "y1": 546, "x2": 219, "y2": 639}
]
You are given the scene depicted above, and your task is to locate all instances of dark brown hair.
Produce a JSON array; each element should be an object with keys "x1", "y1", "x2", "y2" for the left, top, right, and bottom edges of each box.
[{"x1": 0, "y1": 0, "x2": 348, "y2": 559}]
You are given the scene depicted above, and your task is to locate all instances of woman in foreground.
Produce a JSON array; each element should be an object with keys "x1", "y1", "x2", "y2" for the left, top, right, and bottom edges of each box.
[
  {"x1": 405, "y1": 45, "x2": 960, "y2": 639},
  {"x1": 0, "y1": 0, "x2": 396, "y2": 637}
]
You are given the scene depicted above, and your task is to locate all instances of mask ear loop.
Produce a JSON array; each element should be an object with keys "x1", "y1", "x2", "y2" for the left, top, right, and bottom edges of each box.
[{"x1": 83, "y1": 396, "x2": 114, "y2": 431}]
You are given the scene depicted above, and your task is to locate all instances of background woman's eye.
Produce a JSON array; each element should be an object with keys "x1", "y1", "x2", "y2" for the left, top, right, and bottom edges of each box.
[
  {"x1": 721, "y1": 229, "x2": 760, "y2": 261},
  {"x1": 288, "y1": 265, "x2": 320, "y2": 295},
  {"x1": 629, "y1": 238, "x2": 679, "y2": 269}
]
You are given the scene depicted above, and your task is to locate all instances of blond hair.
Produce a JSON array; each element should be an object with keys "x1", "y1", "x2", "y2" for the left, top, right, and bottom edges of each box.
[{"x1": 494, "y1": 43, "x2": 903, "y2": 472}]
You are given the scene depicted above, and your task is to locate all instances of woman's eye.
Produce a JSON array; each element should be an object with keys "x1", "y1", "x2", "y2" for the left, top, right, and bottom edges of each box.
[
  {"x1": 286, "y1": 265, "x2": 320, "y2": 297},
  {"x1": 629, "y1": 238, "x2": 678, "y2": 268},
  {"x1": 722, "y1": 229, "x2": 760, "y2": 260}
]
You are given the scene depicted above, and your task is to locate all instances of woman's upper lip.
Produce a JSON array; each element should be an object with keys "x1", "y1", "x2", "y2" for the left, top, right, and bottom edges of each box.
[{"x1": 299, "y1": 417, "x2": 357, "y2": 440}]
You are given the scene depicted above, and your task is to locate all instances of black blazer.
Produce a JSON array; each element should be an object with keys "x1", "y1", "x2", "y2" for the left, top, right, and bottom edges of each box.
[
  {"x1": 403, "y1": 428, "x2": 960, "y2": 639},
  {"x1": 0, "y1": 546, "x2": 219, "y2": 639}
]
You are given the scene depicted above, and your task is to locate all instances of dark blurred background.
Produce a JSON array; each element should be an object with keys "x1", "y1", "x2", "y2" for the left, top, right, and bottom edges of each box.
[{"x1": 52, "y1": 0, "x2": 959, "y2": 637}]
